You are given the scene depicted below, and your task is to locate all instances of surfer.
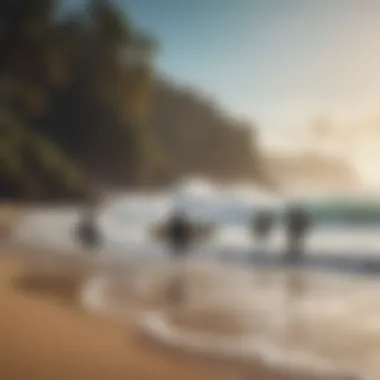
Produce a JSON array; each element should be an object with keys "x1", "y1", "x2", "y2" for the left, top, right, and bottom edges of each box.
[
  {"x1": 284, "y1": 205, "x2": 311, "y2": 264},
  {"x1": 166, "y1": 209, "x2": 192, "y2": 258},
  {"x1": 251, "y1": 209, "x2": 274, "y2": 246},
  {"x1": 76, "y1": 207, "x2": 101, "y2": 251}
]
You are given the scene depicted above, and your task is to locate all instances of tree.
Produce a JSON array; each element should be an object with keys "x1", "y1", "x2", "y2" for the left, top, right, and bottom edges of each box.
[
  {"x1": 0, "y1": 0, "x2": 161, "y2": 199},
  {"x1": 0, "y1": 0, "x2": 264, "y2": 199}
]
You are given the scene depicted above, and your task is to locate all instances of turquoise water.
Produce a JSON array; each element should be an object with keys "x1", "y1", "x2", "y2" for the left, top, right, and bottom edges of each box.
[
  {"x1": 300, "y1": 196, "x2": 380, "y2": 226},
  {"x1": 10, "y1": 184, "x2": 380, "y2": 379}
]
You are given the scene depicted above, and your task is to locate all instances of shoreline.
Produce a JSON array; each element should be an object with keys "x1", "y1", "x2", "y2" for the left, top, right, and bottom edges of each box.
[
  {"x1": 0, "y1": 248, "x2": 341, "y2": 380},
  {"x1": 0, "y1": 251, "x2": 229, "y2": 380},
  {"x1": 0, "y1": 204, "x2": 368, "y2": 380}
]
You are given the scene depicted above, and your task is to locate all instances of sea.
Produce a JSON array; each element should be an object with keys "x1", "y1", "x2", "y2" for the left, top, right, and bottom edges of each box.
[{"x1": 8, "y1": 178, "x2": 380, "y2": 379}]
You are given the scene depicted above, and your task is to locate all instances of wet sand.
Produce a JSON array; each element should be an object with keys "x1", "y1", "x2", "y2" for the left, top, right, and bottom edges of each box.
[
  {"x1": 0, "y1": 251, "x2": 360, "y2": 380},
  {"x1": 0, "y1": 251, "x2": 232, "y2": 380},
  {"x1": 80, "y1": 262, "x2": 367, "y2": 379},
  {"x1": 0, "y1": 206, "x2": 362, "y2": 380}
]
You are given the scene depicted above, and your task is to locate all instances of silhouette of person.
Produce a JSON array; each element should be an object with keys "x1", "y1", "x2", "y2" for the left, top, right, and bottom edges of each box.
[
  {"x1": 76, "y1": 207, "x2": 101, "y2": 251},
  {"x1": 284, "y1": 206, "x2": 311, "y2": 264},
  {"x1": 166, "y1": 209, "x2": 192, "y2": 258},
  {"x1": 252, "y1": 209, "x2": 274, "y2": 246}
]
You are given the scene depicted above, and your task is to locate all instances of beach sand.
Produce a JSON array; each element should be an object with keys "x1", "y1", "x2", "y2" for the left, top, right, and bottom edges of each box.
[{"x1": 0, "y1": 206, "x2": 356, "y2": 380}]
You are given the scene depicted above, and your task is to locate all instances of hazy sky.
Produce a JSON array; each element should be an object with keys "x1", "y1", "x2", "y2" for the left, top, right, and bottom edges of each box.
[
  {"x1": 62, "y1": 0, "x2": 380, "y2": 184},
  {"x1": 117, "y1": 0, "x2": 380, "y2": 131},
  {"x1": 114, "y1": 0, "x2": 380, "y2": 186}
]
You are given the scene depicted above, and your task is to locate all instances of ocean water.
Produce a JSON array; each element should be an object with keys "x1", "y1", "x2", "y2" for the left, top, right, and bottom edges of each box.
[
  {"x1": 9, "y1": 179, "x2": 380, "y2": 379},
  {"x1": 11, "y1": 180, "x2": 380, "y2": 259}
]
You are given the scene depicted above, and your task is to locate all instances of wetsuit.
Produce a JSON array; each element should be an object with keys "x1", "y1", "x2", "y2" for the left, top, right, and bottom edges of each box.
[
  {"x1": 285, "y1": 207, "x2": 310, "y2": 263},
  {"x1": 252, "y1": 211, "x2": 274, "y2": 242},
  {"x1": 76, "y1": 213, "x2": 101, "y2": 250},
  {"x1": 166, "y1": 214, "x2": 192, "y2": 258}
]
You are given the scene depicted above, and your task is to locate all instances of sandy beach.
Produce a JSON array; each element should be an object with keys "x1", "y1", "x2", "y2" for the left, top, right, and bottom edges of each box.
[{"x1": 0, "y1": 206, "x2": 358, "y2": 380}]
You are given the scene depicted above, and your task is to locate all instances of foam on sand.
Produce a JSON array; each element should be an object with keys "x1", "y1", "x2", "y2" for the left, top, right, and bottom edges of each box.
[
  {"x1": 138, "y1": 311, "x2": 361, "y2": 380},
  {"x1": 79, "y1": 260, "x2": 369, "y2": 379}
]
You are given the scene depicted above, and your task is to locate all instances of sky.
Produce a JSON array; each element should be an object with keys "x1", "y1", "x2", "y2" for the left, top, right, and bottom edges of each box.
[
  {"x1": 113, "y1": 0, "x2": 380, "y2": 186},
  {"x1": 116, "y1": 1, "x2": 380, "y2": 125},
  {"x1": 64, "y1": 0, "x2": 380, "y2": 185}
]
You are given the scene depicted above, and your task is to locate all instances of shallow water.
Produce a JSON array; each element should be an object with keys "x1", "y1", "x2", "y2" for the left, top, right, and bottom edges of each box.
[
  {"x1": 10, "y1": 201, "x2": 380, "y2": 258},
  {"x1": 9, "y1": 185, "x2": 380, "y2": 379},
  {"x1": 78, "y1": 260, "x2": 380, "y2": 379}
]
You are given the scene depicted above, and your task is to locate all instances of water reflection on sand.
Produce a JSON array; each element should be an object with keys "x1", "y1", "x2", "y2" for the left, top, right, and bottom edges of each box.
[{"x1": 79, "y1": 260, "x2": 380, "y2": 378}]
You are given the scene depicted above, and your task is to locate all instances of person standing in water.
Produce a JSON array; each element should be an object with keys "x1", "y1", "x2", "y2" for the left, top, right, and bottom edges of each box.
[
  {"x1": 166, "y1": 209, "x2": 192, "y2": 259},
  {"x1": 251, "y1": 209, "x2": 274, "y2": 249},
  {"x1": 76, "y1": 206, "x2": 101, "y2": 252},
  {"x1": 284, "y1": 205, "x2": 311, "y2": 264},
  {"x1": 163, "y1": 209, "x2": 192, "y2": 307}
]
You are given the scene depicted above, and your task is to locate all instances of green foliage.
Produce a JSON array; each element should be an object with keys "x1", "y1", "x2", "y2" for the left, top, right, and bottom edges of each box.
[
  {"x1": 91, "y1": 0, "x2": 133, "y2": 44},
  {"x1": 0, "y1": 111, "x2": 88, "y2": 199},
  {"x1": 0, "y1": 0, "x2": 262, "y2": 200},
  {"x1": 0, "y1": 0, "x2": 159, "y2": 199}
]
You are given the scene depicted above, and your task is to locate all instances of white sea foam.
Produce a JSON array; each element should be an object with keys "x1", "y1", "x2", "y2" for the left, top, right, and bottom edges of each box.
[
  {"x1": 11, "y1": 179, "x2": 380, "y2": 256},
  {"x1": 9, "y1": 179, "x2": 380, "y2": 379},
  {"x1": 79, "y1": 261, "x2": 373, "y2": 379}
]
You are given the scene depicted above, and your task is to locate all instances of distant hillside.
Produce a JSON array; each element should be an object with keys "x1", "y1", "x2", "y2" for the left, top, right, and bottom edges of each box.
[
  {"x1": 0, "y1": 0, "x2": 266, "y2": 201},
  {"x1": 264, "y1": 152, "x2": 360, "y2": 190},
  {"x1": 150, "y1": 80, "x2": 266, "y2": 185}
]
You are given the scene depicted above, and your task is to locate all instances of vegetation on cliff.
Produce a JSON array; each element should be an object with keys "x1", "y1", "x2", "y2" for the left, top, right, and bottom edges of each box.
[
  {"x1": 152, "y1": 80, "x2": 264, "y2": 183},
  {"x1": 0, "y1": 0, "x2": 263, "y2": 200}
]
